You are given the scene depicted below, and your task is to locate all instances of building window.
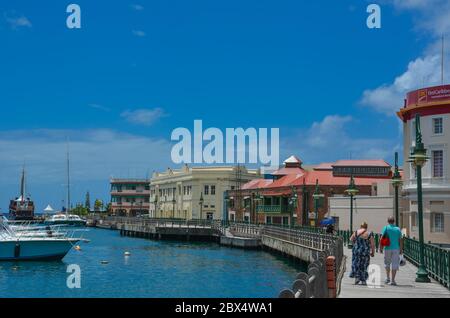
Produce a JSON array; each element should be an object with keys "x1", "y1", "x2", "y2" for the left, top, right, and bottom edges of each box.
[
  {"x1": 431, "y1": 213, "x2": 444, "y2": 233},
  {"x1": 411, "y1": 212, "x2": 417, "y2": 232},
  {"x1": 204, "y1": 185, "x2": 209, "y2": 195},
  {"x1": 266, "y1": 216, "x2": 272, "y2": 224},
  {"x1": 433, "y1": 117, "x2": 443, "y2": 135},
  {"x1": 211, "y1": 185, "x2": 216, "y2": 195},
  {"x1": 432, "y1": 150, "x2": 444, "y2": 178}
]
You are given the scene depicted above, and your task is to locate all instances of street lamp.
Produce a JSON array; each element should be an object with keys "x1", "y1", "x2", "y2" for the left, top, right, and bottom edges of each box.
[
  {"x1": 289, "y1": 186, "x2": 298, "y2": 227},
  {"x1": 301, "y1": 179, "x2": 308, "y2": 226},
  {"x1": 312, "y1": 179, "x2": 324, "y2": 228},
  {"x1": 392, "y1": 152, "x2": 403, "y2": 227},
  {"x1": 253, "y1": 189, "x2": 263, "y2": 224},
  {"x1": 199, "y1": 192, "x2": 204, "y2": 220},
  {"x1": 345, "y1": 174, "x2": 359, "y2": 249},
  {"x1": 172, "y1": 191, "x2": 176, "y2": 219},
  {"x1": 408, "y1": 113, "x2": 430, "y2": 283},
  {"x1": 153, "y1": 193, "x2": 159, "y2": 219}
]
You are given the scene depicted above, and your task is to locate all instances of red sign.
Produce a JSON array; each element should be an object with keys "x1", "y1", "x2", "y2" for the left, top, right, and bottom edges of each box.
[{"x1": 406, "y1": 84, "x2": 450, "y2": 107}]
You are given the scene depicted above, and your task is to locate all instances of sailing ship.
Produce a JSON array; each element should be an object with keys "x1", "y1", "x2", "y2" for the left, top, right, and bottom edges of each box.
[{"x1": 8, "y1": 168, "x2": 35, "y2": 220}]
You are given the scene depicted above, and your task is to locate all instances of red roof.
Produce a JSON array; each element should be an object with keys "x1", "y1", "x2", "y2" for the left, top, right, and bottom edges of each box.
[
  {"x1": 241, "y1": 178, "x2": 273, "y2": 190},
  {"x1": 332, "y1": 159, "x2": 391, "y2": 167},
  {"x1": 272, "y1": 167, "x2": 305, "y2": 176},
  {"x1": 313, "y1": 162, "x2": 334, "y2": 170}
]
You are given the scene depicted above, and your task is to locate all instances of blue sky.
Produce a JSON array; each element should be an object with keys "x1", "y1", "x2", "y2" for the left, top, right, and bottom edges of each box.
[{"x1": 1, "y1": 0, "x2": 449, "y2": 212}]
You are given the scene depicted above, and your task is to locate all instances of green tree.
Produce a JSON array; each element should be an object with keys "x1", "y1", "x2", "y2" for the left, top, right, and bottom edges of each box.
[
  {"x1": 94, "y1": 199, "x2": 103, "y2": 212},
  {"x1": 104, "y1": 202, "x2": 112, "y2": 214},
  {"x1": 72, "y1": 203, "x2": 89, "y2": 216}
]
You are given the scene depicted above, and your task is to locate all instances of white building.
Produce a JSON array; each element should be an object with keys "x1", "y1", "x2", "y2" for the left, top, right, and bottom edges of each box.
[
  {"x1": 328, "y1": 180, "x2": 397, "y2": 234},
  {"x1": 149, "y1": 165, "x2": 260, "y2": 220},
  {"x1": 397, "y1": 84, "x2": 450, "y2": 245}
]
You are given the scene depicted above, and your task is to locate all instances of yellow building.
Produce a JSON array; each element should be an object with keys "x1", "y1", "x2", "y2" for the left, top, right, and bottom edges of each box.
[{"x1": 150, "y1": 165, "x2": 260, "y2": 220}]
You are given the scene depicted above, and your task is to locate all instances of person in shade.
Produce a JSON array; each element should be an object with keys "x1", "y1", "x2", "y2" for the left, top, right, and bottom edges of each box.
[
  {"x1": 350, "y1": 222, "x2": 375, "y2": 285},
  {"x1": 380, "y1": 216, "x2": 403, "y2": 286}
]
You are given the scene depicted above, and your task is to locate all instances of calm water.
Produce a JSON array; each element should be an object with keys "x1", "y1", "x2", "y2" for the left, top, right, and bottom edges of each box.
[{"x1": 0, "y1": 228, "x2": 305, "y2": 298}]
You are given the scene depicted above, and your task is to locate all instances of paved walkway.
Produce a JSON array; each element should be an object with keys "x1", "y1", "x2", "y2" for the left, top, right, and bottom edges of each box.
[{"x1": 339, "y1": 247, "x2": 450, "y2": 298}]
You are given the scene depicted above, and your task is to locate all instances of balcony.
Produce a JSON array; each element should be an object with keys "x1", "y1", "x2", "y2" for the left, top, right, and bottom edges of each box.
[
  {"x1": 256, "y1": 205, "x2": 292, "y2": 214},
  {"x1": 404, "y1": 178, "x2": 450, "y2": 191},
  {"x1": 111, "y1": 190, "x2": 150, "y2": 196}
]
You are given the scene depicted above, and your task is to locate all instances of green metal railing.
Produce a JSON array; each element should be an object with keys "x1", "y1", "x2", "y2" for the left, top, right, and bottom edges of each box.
[
  {"x1": 336, "y1": 229, "x2": 450, "y2": 289},
  {"x1": 256, "y1": 205, "x2": 292, "y2": 213},
  {"x1": 403, "y1": 237, "x2": 450, "y2": 289}
]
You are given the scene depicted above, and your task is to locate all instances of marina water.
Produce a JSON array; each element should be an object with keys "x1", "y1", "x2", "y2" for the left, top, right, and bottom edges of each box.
[{"x1": 0, "y1": 228, "x2": 305, "y2": 298}]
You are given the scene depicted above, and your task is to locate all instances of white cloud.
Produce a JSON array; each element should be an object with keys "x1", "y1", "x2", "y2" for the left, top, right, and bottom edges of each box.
[
  {"x1": 132, "y1": 30, "x2": 146, "y2": 37},
  {"x1": 0, "y1": 129, "x2": 172, "y2": 211},
  {"x1": 131, "y1": 4, "x2": 144, "y2": 11},
  {"x1": 121, "y1": 108, "x2": 167, "y2": 126},
  {"x1": 88, "y1": 103, "x2": 111, "y2": 112},
  {"x1": 281, "y1": 115, "x2": 401, "y2": 164},
  {"x1": 4, "y1": 12, "x2": 32, "y2": 30},
  {"x1": 360, "y1": 0, "x2": 450, "y2": 115}
]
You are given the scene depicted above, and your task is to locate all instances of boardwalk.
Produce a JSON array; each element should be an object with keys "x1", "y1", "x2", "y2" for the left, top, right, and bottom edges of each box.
[{"x1": 339, "y1": 247, "x2": 450, "y2": 298}]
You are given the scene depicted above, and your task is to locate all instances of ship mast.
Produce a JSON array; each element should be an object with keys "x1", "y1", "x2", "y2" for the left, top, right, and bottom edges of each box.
[
  {"x1": 20, "y1": 165, "x2": 25, "y2": 203},
  {"x1": 66, "y1": 140, "x2": 71, "y2": 216}
]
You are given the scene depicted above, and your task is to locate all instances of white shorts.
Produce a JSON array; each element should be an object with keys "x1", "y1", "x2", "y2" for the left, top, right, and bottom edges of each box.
[{"x1": 384, "y1": 249, "x2": 400, "y2": 270}]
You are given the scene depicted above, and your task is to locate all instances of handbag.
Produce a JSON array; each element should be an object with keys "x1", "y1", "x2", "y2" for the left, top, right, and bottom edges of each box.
[{"x1": 380, "y1": 228, "x2": 390, "y2": 247}]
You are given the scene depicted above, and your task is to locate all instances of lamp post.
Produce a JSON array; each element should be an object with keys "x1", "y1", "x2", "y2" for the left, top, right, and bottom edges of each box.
[
  {"x1": 301, "y1": 179, "x2": 308, "y2": 226},
  {"x1": 289, "y1": 186, "x2": 298, "y2": 227},
  {"x1": 392, "y1": 152, "x2": 403, "y2": 227},
  {"x1": 312, "y1": 179, "x2": 324, "y2": 228},
  {"x1": 153, "y1": 194, "x2": 159, "y2": 218},
  {"x1": 172, "y1": 191, "x2": 176, "y2": 219},
  {"x1": 408, "y1": 114, "x2": 430, "y2": 283},
  {"x1": 253, "y1": 189, "x2": 263, "y2": 224},
  {"x1": 345, "y1": 174, "x2": 359, "y2": 249},
  {"x1": 199, "y1": 192, "x2": 204, "y2": 220}
]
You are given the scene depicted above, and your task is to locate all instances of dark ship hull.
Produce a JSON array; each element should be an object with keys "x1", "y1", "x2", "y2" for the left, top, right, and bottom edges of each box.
[
  {"x1": 8, "y1": 199, "x2": 35, "y2": 220},
  {"x1": 8, "y1": 167, "x2": 35, "y2": 221}
]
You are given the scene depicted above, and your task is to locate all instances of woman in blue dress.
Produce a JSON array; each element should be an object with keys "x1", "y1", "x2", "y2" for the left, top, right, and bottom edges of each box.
[{"x1": 350, "y1": 222, "x2": 375, "y2": 285}]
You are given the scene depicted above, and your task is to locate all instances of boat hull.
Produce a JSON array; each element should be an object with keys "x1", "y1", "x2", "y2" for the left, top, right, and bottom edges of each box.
[
  {"x1": 43, "y1": 220, "x2": 87, "y2": 227},
  {"x1": 0, "y1": 239, "x2": 78, "y2": 261}
]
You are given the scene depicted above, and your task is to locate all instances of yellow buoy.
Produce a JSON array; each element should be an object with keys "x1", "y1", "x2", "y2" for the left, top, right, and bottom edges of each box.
[{"x1": 74, "y1": 245, "x2": 81, "y2": 251}]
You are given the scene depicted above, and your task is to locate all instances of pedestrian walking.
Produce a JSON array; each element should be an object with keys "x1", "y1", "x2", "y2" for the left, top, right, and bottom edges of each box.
[
  {"x1": 349, "y1": 222, "x2": 375, "y2": 285},
  {"x1": 379, "y1": 216, "x2": 403, "y2": 286}
]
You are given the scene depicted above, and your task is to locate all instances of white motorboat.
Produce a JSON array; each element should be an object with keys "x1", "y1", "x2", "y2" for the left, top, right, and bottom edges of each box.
[
  {"x1": 44, "y1": 214, "x2": 87, "y2": 226},
  {"x1": 0, "y1": 217, "x2": 87, "y2": 261}
]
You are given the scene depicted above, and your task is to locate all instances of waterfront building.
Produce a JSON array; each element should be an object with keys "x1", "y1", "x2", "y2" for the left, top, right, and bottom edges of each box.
[
  {"x1": 149, "y1": 165, "x2": 260, "y2": 220},
  {"x1": 397, "y1": 84, "x2": 450, "y2": 245},
  {"x1": 328, "y1": 179, "x2": 402, "y2": 233},
  {"x1": 110, "y1": 178, "x2": 151, "y2": 216},
  {"x1": 227, "y1": 156, "x2": 393, "y2": 226}
]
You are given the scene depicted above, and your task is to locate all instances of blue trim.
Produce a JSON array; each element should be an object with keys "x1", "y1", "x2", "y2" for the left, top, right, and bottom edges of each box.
[{"x1": 0, "y1": 253, "x2": 67, "y2": 261}]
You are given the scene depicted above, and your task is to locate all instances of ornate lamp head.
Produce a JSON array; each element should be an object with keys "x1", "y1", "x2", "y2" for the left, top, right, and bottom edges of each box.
[
  {"x1": 408, "y1": 114, "x2": 429, "y2": 168},
  {"x1": 392, "y1": 152, "x2": 403, "y2": 186},
  {"x1": 345, "y1": 174, "x2": 359, "y2": 196},
  {"x1": 199, "y1": 192, "x2": 204, "y2": 205}
]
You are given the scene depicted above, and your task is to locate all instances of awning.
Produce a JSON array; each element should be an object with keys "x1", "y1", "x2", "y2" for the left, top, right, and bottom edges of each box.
[{"x1": 261, "y1": 190, "x2": 292, "y2": 196}]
